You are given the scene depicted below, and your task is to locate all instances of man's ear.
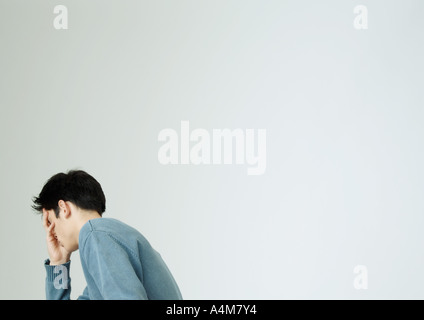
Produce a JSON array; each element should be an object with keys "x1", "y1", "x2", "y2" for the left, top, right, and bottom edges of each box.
[{"x1": 58, "y1": 200, "x2": 71, "y2": 219}]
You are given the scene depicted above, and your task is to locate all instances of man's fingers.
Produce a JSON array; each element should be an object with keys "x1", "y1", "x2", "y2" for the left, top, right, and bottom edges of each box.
[
  {"x1": 46, "y1": 222, "x2": 57, "y2": 242},
  {"x1": 48, "y1": 221, "x2": 55, "y2": 233},
  {"x1": 42, "y1": 211, "x2": 49, "y2": 230}
]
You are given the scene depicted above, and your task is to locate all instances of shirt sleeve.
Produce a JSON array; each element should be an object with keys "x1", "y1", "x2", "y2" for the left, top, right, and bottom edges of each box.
[
  {"x1": 44, "y1": 259, "x2": 71, "y2": 300},
  {"x1": 82, "y1": 231, "x2": 149, "y2": 300},
  {"x1": 44, "y1": 259, "x2": 91, "y2": 300},
  {"x1": 77, "y1": 286, "x2": 90, "y2": 300}
]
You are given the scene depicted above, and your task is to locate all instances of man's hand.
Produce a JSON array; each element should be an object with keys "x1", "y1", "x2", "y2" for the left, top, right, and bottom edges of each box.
[{"x1": 42, "y1": 211, "x2": 71, "y2": 265}]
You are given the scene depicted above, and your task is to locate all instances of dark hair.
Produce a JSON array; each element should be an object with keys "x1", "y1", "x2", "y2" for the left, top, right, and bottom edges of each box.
[{"x1": 31, "y1": 169, "x2": 106, "y2": 217}]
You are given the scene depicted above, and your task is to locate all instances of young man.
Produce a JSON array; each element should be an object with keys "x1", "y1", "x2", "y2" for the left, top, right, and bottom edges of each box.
[{"x1": 32, "y1": 169, "x2": 183, "y2": 300}]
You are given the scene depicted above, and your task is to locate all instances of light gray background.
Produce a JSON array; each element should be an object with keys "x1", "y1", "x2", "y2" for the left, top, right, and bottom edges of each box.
[{"x1": 1, "y1": 0, "x2": 423, "y2": 299}]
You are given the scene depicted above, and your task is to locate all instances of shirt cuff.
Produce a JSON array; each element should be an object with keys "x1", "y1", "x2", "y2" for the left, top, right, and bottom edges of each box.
[{"x1": 44, "y1": 259, "x2": 71, "y2": 282}]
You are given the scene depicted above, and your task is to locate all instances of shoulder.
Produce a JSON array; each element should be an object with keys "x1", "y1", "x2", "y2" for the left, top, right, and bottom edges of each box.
[
  {"x1": 79, "y1": 218, "x2": 147, "y2": 252},
  {"x1": 80, "y1": 218, "x2": 135, "y2": 237}
]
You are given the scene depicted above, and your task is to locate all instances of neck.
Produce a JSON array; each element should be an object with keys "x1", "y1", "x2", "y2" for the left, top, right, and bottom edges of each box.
[{"x1": 75, "y1": 210, "x2": 101, "y2": 244}]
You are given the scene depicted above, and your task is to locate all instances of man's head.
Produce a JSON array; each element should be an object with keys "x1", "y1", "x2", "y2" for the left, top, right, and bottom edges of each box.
[{"x1": 32, "y1": 170, "x2": 106, "y2": 252}]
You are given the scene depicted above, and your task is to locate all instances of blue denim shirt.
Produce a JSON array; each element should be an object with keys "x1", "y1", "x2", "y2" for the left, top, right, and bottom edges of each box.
[{"x1": 44, "y1": 218, "x2": 183, "y2": 300}]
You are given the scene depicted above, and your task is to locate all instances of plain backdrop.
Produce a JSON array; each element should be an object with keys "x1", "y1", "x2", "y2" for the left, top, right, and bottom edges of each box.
[{"x1": 1, "y1": 0, "x2": 424, "y2": 299}]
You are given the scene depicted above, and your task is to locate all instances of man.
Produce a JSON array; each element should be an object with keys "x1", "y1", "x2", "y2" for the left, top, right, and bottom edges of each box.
[{"x1": 32, "y1": 169, "x2": 183, "y2": 300}]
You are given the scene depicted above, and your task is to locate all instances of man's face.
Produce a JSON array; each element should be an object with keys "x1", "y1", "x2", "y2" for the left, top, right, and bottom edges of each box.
[{"x1": 43, "y1": 207, "x2": 76, "y2": 252}]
